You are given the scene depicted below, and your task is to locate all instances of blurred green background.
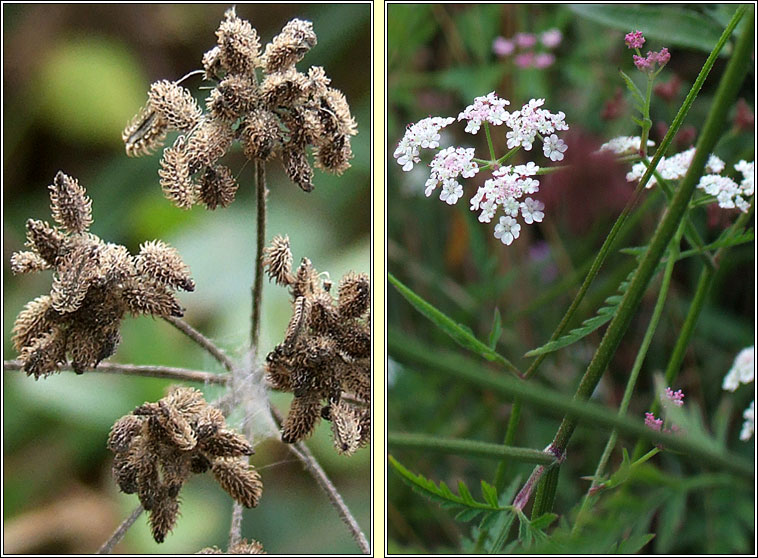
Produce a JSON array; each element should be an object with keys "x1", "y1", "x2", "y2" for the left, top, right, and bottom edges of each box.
[
  {"x1": 387, "y1": 4, "x2": 754, "y2": 554},
  {"x1": 3, "y1": 3, "x2": 370, "y2": 554}
]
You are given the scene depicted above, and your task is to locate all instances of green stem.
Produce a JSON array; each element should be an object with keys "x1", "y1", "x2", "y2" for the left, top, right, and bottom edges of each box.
[
  {"x1": 388, "y1": 333, "x2": 754, "y2": 479},
  {"x1": 493, "y1": 399, "x2": 522, "y2": 493},
  {"x1": 541, "y1": 4, "x2": 751, "y2": 510},
  {"x1": 572, "y1": 219, "x2": 685, "y2": 534},
  {"x1": 388, "y1": 432, "x2": 556, "y2": 465},
  {"x1": 484, "y1": 121, "x2": 497, "y2": 162}
]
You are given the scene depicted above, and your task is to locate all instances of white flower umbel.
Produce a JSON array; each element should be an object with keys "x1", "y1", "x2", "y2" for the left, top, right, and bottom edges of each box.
[
  {"x1": 625, "y1": 147, "x2": 726, "y2": 188},
  {"x1": 394, "y1": 116, "x2": 455, "y2": 171},
  {"x1": 696, "y1": 159, "x2": 755, "y2": 213},
  {"x1": 394, "y1": 93, "x2": 568, "y2": 246},
  {"x1": 740, "y1": 401, "x2": 754, "y2": 441},
  {"x1": 723, "y1": 345, "x2": 755, "y2": 392}
]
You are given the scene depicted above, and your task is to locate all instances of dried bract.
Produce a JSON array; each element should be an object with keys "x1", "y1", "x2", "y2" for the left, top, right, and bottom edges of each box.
[
  {"x1": 109, "y1": 387, "x2": 261, "y2": 543},
  {"x1": 198, "y1": 539, "x2": 266, "y2": 554},
  {"x1": 10, "y1": 173, "x2": 194, "y2": 378},
  {"x1": 263, "y1": 238, "x2": 370, "y2": 453}
]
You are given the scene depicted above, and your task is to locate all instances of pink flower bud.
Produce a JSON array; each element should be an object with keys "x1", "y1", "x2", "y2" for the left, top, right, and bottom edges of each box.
[{"x1": 624, "y1": 30, "x2": 645, "y2": 49}]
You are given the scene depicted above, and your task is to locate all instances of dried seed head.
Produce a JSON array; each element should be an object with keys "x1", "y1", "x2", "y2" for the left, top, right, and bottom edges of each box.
[
  {"x1": 330, "y1": 400, "x2": 362, "y2": 455},
  {"x1": 12, "y1": 295, "x2": 56, "y2": 352},
  {"x1": 10, "y1": 250, "x2": 50, "y2": 274},
  {"x1": 25, "y1": 219, "x2": 64, "y2": 266},
  {"x1": 241, "y1": 109, "x2": 281, "y2": 161},
  {"x1": 283, "y1": 296, "x2": 310, "y2": 351},
  {"x1": 123, "y1": 105, "x2": 169, "y2": 157},
  {"x1": 207, "y1": 74, "x2": 258, "y2": 121},
  {"x1": 281, "y1": 393, "x2": 321, "y2": 443},
  {"x1": 67, "y1": 322, "x2": 122, "y2": 374},
  {"x1": 198, "y1": 165, "x2": 238, "y2": 210},
  {"x1": 135, "y1": 240, "x2": 195, "y2": 291},
  {"x1": 49, "y1": 171, "x2": 93, "y2": 234},
  {"x1": 199, "y1": 429, "x2": 254, "y2": 457},
  {"x1": 19, "y1": 328, "x2": 66, "y2": 379},
  {"x1": 314, "y1": 134, "x2": 353, "y2": 175},
  {"x1": 211, "y1": 457, "x2": 263, "y2": 508},
  {"x1": 316, "y1": 88, "x2": 358, "y2": 138},
  {"x1": 122, "y1": 278, "x2": 185, "y2": 318},
  {"x1": 100, "y1": 243, "x2": 135, "y2": 283},
  {"x1": 148, "y1": 80, "x2": 203, "y2": 132},
  {"x1": 112, "y1": 451, "x2": 139, "y2": 494},
  {"x1": 195, "y1": 404, "x2": 225, "y2": 440},
  {"x1": 229, "y1": 540, "x2": 266, "y2": 554},
  {"x1": 282, "y1": 146, "x2": 314, "y2": 192},
  {"x1": 108, "y1": 415, "x2": 144, "y2": 452},
  {"x1": 307, "y1": 66, "x2": 330, "y2": 98},
  {"x1": 156, "y1": 400, "x2": 197, "y2": 450},
  {"x1": 262, "y1": 235, "x2": 293, "y2": 286},
  {"x1": 149, "y1": 490, "x2": 180, "y2": 544},
  {"x1": 185, "y1": 117, "x2": 235, "y2": 171},
  {"x1": 216, "y1": 7, "x2": 261, "y2": 76},
  {"x1": 265, "y1": 350, "x2": 293, "y2": 391},
  {"x1": 159, "y1": 136, "x2": 196, "y2": 209},
  {"x1": 260, "y1": 69, "x2": 309, "y2": 109},
  {"x1": 338, "y1": 272, "x2": 370, "y2": 319},
  {"x1": 50, "y1": 240, "x2": 105, "y2": 314},
  {"x1": 262, "y1": 18, "x2": 317, "y2": 73},
  {"x1": 202, "y1": 46, "x2": 223, "y2": 80}
]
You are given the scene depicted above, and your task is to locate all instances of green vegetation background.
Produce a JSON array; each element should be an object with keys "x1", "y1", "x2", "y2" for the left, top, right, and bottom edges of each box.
[
  {"x1": 3, "y1": 3, "x2": 370, "y2": 554},
  {"x1": 386, "y1": 4, "x2": 754, "y2": 554}
]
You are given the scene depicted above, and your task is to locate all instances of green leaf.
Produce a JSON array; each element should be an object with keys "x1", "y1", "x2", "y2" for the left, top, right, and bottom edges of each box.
[
  {"x1": 488, "y1": 308, "x2": 503, "y2": 350},
  {"x1": 570, "y1": 5, "x2": 726, "y2": 53},
  {"x1": 524, "y1": 267, "x2": 637, "y2": 357},
  {"x1": 655, "y1": 489, "x2": 687, "y2": 553},
  {"x1": 620, "y1": 228, "x2": 754, "y2": 259},
  {"x1": 618, "y1": 69, "x2": 644, "y2": 106},
  {"x1": 389, "y1": 273, "x2": 520, "y2": 374},
  {"x1": 615, "y1": 533, "x2": 656, "y2": 554},
  {"x1": 388, "y1": 455, "x2": 508, "y2": 519},
  {"x1": 481, "y1": 480, "x2": 499, "y2": 508}
]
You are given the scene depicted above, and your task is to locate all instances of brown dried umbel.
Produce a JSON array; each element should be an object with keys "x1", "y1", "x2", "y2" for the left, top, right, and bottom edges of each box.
[
  {"x1": 123, "y1": 6, "x2": 357, "y2": 209},
  {"x1": 197, "y1": 539, "x2": 266, "y2": 554},
  {"x1": 10, "y1": 172, "x2": 195, "y2": 379},
  {"x1": 109, "y1": 387, "x2": 262, "y2": 543},
  {"x1": 262, "y1": 235, "x2": 370, "y2": 455}
]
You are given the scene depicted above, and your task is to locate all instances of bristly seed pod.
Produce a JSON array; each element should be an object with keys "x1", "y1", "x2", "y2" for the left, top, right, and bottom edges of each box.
[
  {"x1": 262, "y1": 18, "x2": 317, "y2": 73},
  {"x1": 11, "y1": 173, "x2": 194, "y2": 378},
  {"x1": 262, "y1": 238, "x2": 370, "y2": 451},
  {"x1": 148, "y1": 80, "x2": 203, "y2": 132},
  {"x1": 198, "y1": 165, "x2": 238, "y2": 210},
  {"x1": 109, "y1": 387, "x2": 262, "y2": 543},
  {"x1": 216, "y1": 6, "x2": 261, "y2": 76},
  {"x1": 122, "y1": 106, "x2": 169, "y2": 157},
  {"x1": 282, "y1": 146, "x2": 314, "y2": 192}
]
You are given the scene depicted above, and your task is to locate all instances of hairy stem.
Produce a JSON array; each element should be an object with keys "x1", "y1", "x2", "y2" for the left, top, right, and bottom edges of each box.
[
  {"x1": 388, "y1": 432, "x2": 556, "y2": 464},
  {"x1": 251, "y1": 160, "x2": 267, "y2": 351},
  {"x1": 97, "y1": 505, "x2": 143, "y2": 554},
  {"x1": 4, "y1": 360, "x2": 227, "y2": 385},
  {"x1": 270, "y1": 406, "x2": 370, "y2": 553}
]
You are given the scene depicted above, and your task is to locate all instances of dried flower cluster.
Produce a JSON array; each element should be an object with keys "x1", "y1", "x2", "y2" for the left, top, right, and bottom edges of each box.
[
  {"x1": 10, "y1": 172, "x2": 195, "y2": 378},
  {"x1": 109, "y1": 387, "x2": 262, "y2": 543},
  {"x1": 198, "y1": 539, "x2": 266, "y2": 554},
  {"x1": 123, "y1": 7, "x2": 357, "y2": 209},
  {"x1": 262, "y1": 235, "x2": 370, "y2": 455}
]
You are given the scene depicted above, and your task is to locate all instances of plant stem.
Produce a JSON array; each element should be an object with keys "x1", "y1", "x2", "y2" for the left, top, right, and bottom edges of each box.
[
  {"x1": 97, "y1": 505, "x2": 143, "y2": 554},
  {"x1": 270, "y1": 406, "x2": 370, "y2": 553},
  {"x1": 388, "y1": 333, "x2": 753, "y2": 478},
  {"x1": 163, "y1": 316, "x2": 234, "y2": 372},
  {"x1": 3, "y1": 360, "x2": 227, "y2": 385},
  {"x1": 533, "y1": 5, "x2": 751, "y2": 513},
  {"x1": 572, "y1": 220, "x2": 684, "y2": 534},
  {"x1": 388, "y1": 432, "x2": 556, "y2": 464},
  {"x1": 251, "y1": 160, "x2": 267, "y2": 352}
]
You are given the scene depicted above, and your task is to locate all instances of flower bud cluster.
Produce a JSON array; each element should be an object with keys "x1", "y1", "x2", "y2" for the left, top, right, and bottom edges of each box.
[
  {"x1": 262, "y1": 236, "x2": 370, "y2": 454},
  {"x1": 109, "y1": 387, "x2": 262, "y2": 543},
  {"x1": 394, "y1": 92, "x2": 568, "y2": 245},
  {"x1": 123, "y1": 7, "x2": 357, "y2": 208},
  {"x1": 11, "y1": 172, "x2": 194, "y2": 378}
]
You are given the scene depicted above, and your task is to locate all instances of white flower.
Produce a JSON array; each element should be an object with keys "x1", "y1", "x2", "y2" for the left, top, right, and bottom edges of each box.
[
  {"x1": 723, "y1": 346, "x2": 755, "y2": 391},
  {"x1": 740, "y1": 401, "x2": 754, "y2": 441},
  {"x1": 439, "y1": 180, "x2": 464, "y2": 205},
  {"x1": 520, "y1": 197, "x2": 545, "y2": 224},
  {"x1": 494, "y1": 215, "x2": 521, "y2": 245},
  {"x1": 504, "y1": 98, "x2": 568, "y2": 152},
  {"x1": 541, "y1": 28, "x2": 562, "y2": 48},
  {"x1": 393, "y1": 116, "x2": 455, "y2": 171},
  {"x1": 458, "y1": 92, "x2": 510, "y2": 134},
  {"x1": 735, "y1": 160, "x2": 755, "y2": 196},
  {"x1": 502, "y1": 198, "x2": 520, "y2": 216},
  {"x1": 478, "y1": 199, "x2": 497, "y2": 223},
  {"x1": 514, "y1": 162, "x2": 540, "y2": 176},
  {"x1": 598, "y1": 136, "x2": 655, "y2": 155},
  {"x1": 543, "y1": 134, "x2": 568, "y2": 161}
]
